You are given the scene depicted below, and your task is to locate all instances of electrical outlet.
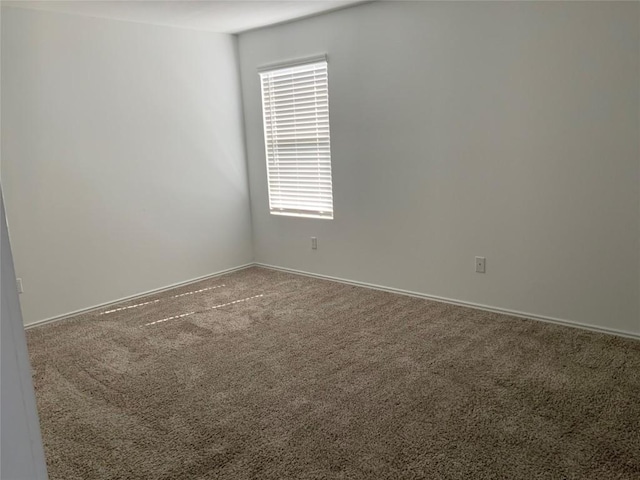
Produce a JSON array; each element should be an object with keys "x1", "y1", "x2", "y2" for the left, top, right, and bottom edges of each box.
[
  {"x1": 311, "y1": 237, "x2": 318, "y2": 250},
  {"x1": 16, "y1": 277, "x2": 24, "y2": 294},
  {"x1": 475, "y1": 257, "x2": 486, "y2": 273}
]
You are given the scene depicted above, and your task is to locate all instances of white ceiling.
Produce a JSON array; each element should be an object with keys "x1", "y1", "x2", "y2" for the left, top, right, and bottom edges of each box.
[{"x1": 2, "y1": 0, "x2": 368, "y2": 34}]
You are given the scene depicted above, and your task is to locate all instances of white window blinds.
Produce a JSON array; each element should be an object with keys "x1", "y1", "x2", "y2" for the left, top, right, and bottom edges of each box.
[{"x1": 260, "y1": 59, "x2": 334, "y2": 219}]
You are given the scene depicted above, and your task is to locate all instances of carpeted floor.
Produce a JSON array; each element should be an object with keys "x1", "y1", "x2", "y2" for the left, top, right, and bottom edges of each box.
[{"x1": 27, "y1": 267, "x2": 640, "y2": 479}]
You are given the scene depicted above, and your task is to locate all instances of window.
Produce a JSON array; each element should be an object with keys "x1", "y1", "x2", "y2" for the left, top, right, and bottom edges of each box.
[{"x1": 259, "y1": 57, "x2": 333, "y2": 219}]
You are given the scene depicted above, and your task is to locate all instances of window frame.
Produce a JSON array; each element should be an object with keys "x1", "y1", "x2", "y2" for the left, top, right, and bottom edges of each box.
[{"x1": 259, "y1": 55, "x2": 334, "y2": 220}]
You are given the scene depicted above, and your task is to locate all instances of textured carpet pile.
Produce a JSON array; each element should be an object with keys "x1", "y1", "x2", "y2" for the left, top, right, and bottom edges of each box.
[{"x1": 27, "y1": 267, "x2": 640, "y2": 479}]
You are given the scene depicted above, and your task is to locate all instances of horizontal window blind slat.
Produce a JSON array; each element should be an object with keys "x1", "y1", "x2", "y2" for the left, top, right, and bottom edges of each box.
[
  {"x1": 264, "y1": 107, "x2": 328, "y2": 117},
  {"x1": 268, "y1": 168, "x2": 331, "y2": 172},
  {"x1": 268, "y1": 181, "x2": 333, "y2": 187},
  {"x1": 266, "y1": 123, "x2": 329, "y2": 129},
  {"x1": 268, "y1": 151, "x2": 330, "y2": 156},
  {"x1": 271, "y1": 204, "x2": 333, "y2": 211},
  {"x1": 269, "y1": 185, "x2": 332, "y2": 189},
  {"x1": 267, "y1": 162, "x2": 331, "y2": 166},
  {"x1": 262, "y1": 64, "x2": 325, "y2": 75},
  {"x1": 267, "y1": 133, "x2": 329, "y2": 138},
  {"x1": 270, "y1": 194, "x2": 333, "y2": 200},
  {"x1": 269, "y1": 185, "x2": 333, "y2": 191},
  {"x1": 263, "y1": 70, "x2": 327, "y2": 82},
  {"x1": 266, "y1": 119, "x2": 329, "y2": 129},
  {"x1": 270, "y1": 203, "x2": 332, "y2": 209},
  {"x1": 271, "y1": 200, "x2": 332, "y2": 206},
  {"x1": 268, "y1": 143, "x2": 330, "y2": 149},
  {"x1": 262, "y1": 65, "x2": 326, "y2": 77},
  {"x1": 267, "y1": 163, "x2": 332, "y2": 169},
  {"x1": 266, "y1": 160, "x2": 332, "y2": 165},
  {"x1": 268, "y1": 177, "x2": 332, "y2": 182},
  {"x1": 267, "y1": 139, "x2": 330, "y2": 145},
  {"x1": 268, "y1": 148, "x2": 331, "y2": 152},
  {"x1": 266, "y1": 102, "x2": 328, "y2": 111},
  {"x1": 267, "y1": 127, "x2": 329, "y2": 134},
  {"x1": 267, "y1": 137, "x2": 330, "y2": 143},
  {"x1": 264, "y1": 93, "x2": 328, "y2": 102},
  {"x1": 265, "y1": 99, "x2": 328, "y2": 109},
  {"x1": 268, "y1": 180, "x2": 332, "y2": 184},
  {"x1": 268, "y1": 174, "x2": 332, "y2": 179},
  {"x1": 267, "y1": 171, "x2": 332, "y2": 177},
  {"x1": 269, "y1": 153, "x2": 331, "y2": 158},
  {"x1": 270, "y1": 197, "x2": 333, "y2": 203},
  {"x1": 265, "y1": 98, "x2": 328, "y2": 107},
  {"x1": 264, "y1": 106, "x2": 328, "y2": 115},
  {"x1": 266, "y1": 123, "x2": 329, "y2": 130},
  {"x1": 271, "y1": 201, "x2": 333, "y2": 208},
  {"x1": 266, "y1": 162, "x2": 332, "y2": 168},
  {"x1": 270, "y1": 197, "x2": 332, "y2": 201},
  {"x1": 266, "y1": 126, "x2": 329, "y2": 134},
  {"x1": 262, "y1": 74, "x2": 324, "y2": 86},
  {"x1": 268, "y1": 143, "x2": 329, "y2": 148},
  {"x1": 262, "y1": 78, "x2": 328, "y2": 91},
  {"x1": 267, "y1": 151, "x2": 331, "y2": 156},
  {"x1": 265, "y1": 95, "x2": 328, "y2": 105},
  {"x1": 267, "y1": 127, "x2": 329, "y2": 133},
  {"x1": 268, "y1": 187, "x2": 331, "y2": 194},
  {"x1": 266, "y1": 173, "x2": 332, "y2": 180},
  {"x1": 265, "y1": 95, "x2": 329, "y2": 106},
  {"x1": 268, "y1": 151, "x2": 332, "y2": 155},
  {"x1": 267, "y1": 134, "x2": 330, "y2": 140},
  {"x1": 261, "y1": 65, "x2": 326, "y2": 80},
  {"x1": 265, "y1": 87, "x2": 328, "y2": 96},
  {"x1": 263, "y1": 87, "x2": 327, "y2": 99},
  {"x1": 269, "y1": 148, "x2": 331, "y2": 154},
  {"x1": 270, "y1": 195, "x2": 332, "y2": 202},
  {"x1": 263, "y1": 71, "x2": 327, "y2": 81},
  {"x1": 271, "y1": 201, "x2": 334, "y2": 209},
  {"x1": 264, "y1": 100, "x2": 328, "y2": 111},
  {"x1": 266, "y1": 120, "x2": 329, "y2": 127},
  {"x1": 271, "y1": 211, "x2": 333, "y2": 219},
  {"x1": 268, "y1": 187, "x2": 333, "y2": 193},
  {"x1": 267, "y1": 166, "x2": 332, "y2": 170}
]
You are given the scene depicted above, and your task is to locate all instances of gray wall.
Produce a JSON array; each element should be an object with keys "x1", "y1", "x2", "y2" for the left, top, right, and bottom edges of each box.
[
  {"x1": 239, "y1": 1, "x2": 640, "y2": 335},
  {"x1": 1, "y1": 9, "x2": 48, "y2": 477},
  {"x1": 2, "y1": 7, "x2": 253, "y2": 325},
  {"x1": 1, "y1": 8, "x2": 48, "y2": 477},
  {"x1": 1, "y1": 191, "x2": 48, "y2": 479}
]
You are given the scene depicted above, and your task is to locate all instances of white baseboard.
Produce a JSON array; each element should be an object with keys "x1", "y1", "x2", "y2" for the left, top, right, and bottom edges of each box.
[
  {"x1": 26, "y1": 261, "x2": 640, "y2": 341},
  {"x1": 255, "y1": 263, "x2": 640, "y2": 341},
  {"x1": 24, "y1": 263, "x2": 254, "y2": 330}
]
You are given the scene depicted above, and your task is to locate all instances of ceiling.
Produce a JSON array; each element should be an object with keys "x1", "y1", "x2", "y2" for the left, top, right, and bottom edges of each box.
[{"x1": 1, "y1": 0, "x2": 368, "y2": 34}]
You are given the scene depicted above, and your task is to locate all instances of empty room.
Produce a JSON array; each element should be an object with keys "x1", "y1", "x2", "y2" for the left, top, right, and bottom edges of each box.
[{"x1": 1, "y1": 0, "x2": 639, "y2": 478}]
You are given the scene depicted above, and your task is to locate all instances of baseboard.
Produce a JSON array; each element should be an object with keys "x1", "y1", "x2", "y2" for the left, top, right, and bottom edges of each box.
[
  {"x1": 24, "y1": 263, "x2": 255, "y2": 330},
  {"x1": 26, "y1": 261, "x2": 640, "y2": 341},
  {"x1": 255, "y1": 263, "x2": 640, "y2": 341}
]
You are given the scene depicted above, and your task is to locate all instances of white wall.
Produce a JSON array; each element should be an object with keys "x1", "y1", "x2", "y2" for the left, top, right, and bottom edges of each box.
[
  {"x1": 1, "y1": 8, "x2": 48, "y2": 466},
  {"x1": 1, "y1": 191, "x2": 48, "y2": 479},
  {"x1": 1, "y1": 8, "x2": 48, "y2": 476},
  {"x1": 2, "y1": 7, "x2": 253, "y2": 325},
  {"x1": 239, "y1": 1, "x2": 640, "y2": 335}
]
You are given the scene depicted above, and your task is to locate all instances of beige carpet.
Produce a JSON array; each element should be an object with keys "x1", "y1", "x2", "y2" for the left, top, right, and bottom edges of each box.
[{"x1": 27, "y1": 267, "x2": 640, "y2": 479}]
